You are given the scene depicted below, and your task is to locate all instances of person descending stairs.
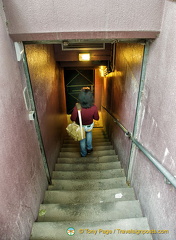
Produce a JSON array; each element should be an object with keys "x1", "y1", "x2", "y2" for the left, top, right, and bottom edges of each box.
[{"x1": 30, "y1": 127, "x2": 152, "y2": 240}]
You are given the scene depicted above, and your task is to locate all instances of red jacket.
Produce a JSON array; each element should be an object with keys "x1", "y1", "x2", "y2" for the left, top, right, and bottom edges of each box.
[{"x1": 71, "y1": 105, "x2": 99, "y2": 125}]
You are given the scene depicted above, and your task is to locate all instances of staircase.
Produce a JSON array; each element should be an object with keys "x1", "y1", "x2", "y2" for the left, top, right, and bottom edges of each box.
[{"x1": 30, "y1": 127, "x2": 152, "y2": 240}]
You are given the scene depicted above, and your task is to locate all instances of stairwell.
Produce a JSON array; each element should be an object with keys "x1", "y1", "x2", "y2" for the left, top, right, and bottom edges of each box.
[{"x1": 30, "y1": 127, "x2": 152, "y2": 240}]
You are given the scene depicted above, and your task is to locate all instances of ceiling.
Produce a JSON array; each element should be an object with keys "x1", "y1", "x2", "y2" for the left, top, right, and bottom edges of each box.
[{"x1": 54, "y1": 42, "x2": 112, "y2": 69}]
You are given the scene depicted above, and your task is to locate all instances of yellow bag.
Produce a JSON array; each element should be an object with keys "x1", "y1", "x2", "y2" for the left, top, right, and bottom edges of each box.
[
  {"x1": 66, "y1": 122, "x2": 85, "y2": 141},
  {"x1": 66, "y1": 109, "x2": 85, "y2": 141}
]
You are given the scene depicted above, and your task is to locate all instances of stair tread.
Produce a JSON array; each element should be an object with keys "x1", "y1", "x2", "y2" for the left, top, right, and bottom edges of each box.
[
  {"x1": 38, "y1": 201, "x2": 143, "y2": 222},
  {"x1": 65, "y1": 135, "x2": 108, "y2": 139},
  {"x1": 60, "y1": 146, "x2": 113, "y2": 152},
  {"x1": 30, "y1": 218, "x2": 152, "y2": 240},
  {"x1": 52, "y1": 168, "x2": 125, "y2": 179},
  {"x1": 30, "y1": 127, "x2": 152, "y2": 240},
  {"x1": 60, "y1": 150, "x2": 116, "y2": 158},
  {"x1": 62, "y1": 142, "x2": 112, "y2": 147},
  {"x1": 64, "y1": 138, "x2": 109, "y2": 143},
  {"x1": 55, "y1": 162, "x2": 121, "y2": 171},
  {"x1": 57, "y1": 155, "x2": 119, "y2": 163},
  {"x1": 44, "y1": 188, "x2": 136, "y2": 204},
  {"x1": 48, "y1": 177, "x2": 128, "y2": 190}
]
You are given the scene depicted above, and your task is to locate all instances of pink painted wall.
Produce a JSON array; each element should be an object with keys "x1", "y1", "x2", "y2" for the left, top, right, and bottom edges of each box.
[
  {"x1": 25, "y1": 44, "x2": 67, "y2": 173},
  {"x1": 0, "y1": 6, "x2": 48, "y2": 240},
  {"x1": 102, "y1": 43, "x2": 144, "y2": 174},
  {"x1": 3, "y1": 0, "x2": 164, "y2": 41},
  {"x1": 130, "y1": 2, "x2": 176, "y2": 239}
]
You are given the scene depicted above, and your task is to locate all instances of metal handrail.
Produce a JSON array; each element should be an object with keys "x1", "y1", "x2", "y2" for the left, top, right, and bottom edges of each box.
[{"x1": 102, "y1": 106, "x2": 176, "y2": 188}]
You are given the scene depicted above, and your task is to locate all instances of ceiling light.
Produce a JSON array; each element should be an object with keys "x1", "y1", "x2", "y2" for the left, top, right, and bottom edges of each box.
[{"x1": 79, "y1": 53, "x2": 90, "y2": 61}]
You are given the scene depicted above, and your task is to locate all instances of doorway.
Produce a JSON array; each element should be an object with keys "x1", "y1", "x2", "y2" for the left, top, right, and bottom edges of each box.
[
  {"x1": 24, "y1": 40, "x2": 146, "y2": 181},
  {"x1": 64, "y1": 69, "x2": 94, "y2": 114}
]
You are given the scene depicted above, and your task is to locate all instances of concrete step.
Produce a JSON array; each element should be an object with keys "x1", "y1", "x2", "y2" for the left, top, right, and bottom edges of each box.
[
  {"x1": 92, "y1": 127, "x2": 105, "y2": 130},
  {"x1": 59, "y1": 150, "x2": 116, "y2": 158},
  {"x1": 63, "y1": 139, "x2": 111, "y2": 144},
  {"x1": 30, "y1": 218, "x2": 152, "y2": 240},
  {"x1": 65, "y1": 133, "x2": 108, "y2": 138},
  {"x1": 52, "y1": 168, "x2": 125, "y2": 180},
  {"x1": 92, "y1": 133, "x2": 108, "y2": 137},
  {"x1": 30, "y1": 126, "x2": 152, "y2": 240},
  {"x1": 57, "y1": 155, "x2": 119, "y2": 164},
  {"x1": 64, "y1": 133, "x2": 108, "y2": 139},
  {"x1": 55, "y1": 161, "x2": 121, "y2": 171},
  {"x1": 92, "y1": 135, "x2": 109, "y2": 139},
  {"x1": 92, "y1": 132, "x2": 106, "y2": 136},
  {"x1": 44, "y1": 188, "x2": 136, "y2": 204},
  {"x1": 92, "y1": 136, "x2": 109, "y2": 142},
  {"x1": 62, "y1": 142, "x2": 112, "y2": 148},
  {"x1": 38, "y1": 201, "x2": 143, "y2": 222},
  {"x1": 48, "y1": 177, "x2": 128, "y2": 190},
  {"x1": 61, "y1": 145, "x2": 114, "y2": 152}
]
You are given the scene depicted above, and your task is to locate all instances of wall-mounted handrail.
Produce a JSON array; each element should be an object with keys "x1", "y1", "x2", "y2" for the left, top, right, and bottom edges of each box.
[{"x1": 102, "y1": 106, "x2": 176, "y2": 189}]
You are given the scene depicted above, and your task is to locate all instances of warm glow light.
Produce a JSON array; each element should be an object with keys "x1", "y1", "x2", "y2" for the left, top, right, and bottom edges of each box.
[
  {"x1": 79, "y1": 53, "x2": 90, "y2": 61},
  {"x1": 115, "y1": 71, "x2": 123, "y2": 77},
  {"x1": 99, "y1": 65, "x2": 108, "y2": 77}
]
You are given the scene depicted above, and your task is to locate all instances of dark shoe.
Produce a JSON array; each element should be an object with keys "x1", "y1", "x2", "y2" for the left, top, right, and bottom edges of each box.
[{"x1": 87, "y1": 148, "x2": 93, "y2": 154}]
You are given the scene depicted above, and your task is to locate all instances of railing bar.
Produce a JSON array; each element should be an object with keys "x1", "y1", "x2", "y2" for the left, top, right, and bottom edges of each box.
[
  {"x1": 131, "y1": 138, "x2": 176, "y2": 188},
  {"x1": 102, "y1": 106, "x2": 129, "y2": 134},
  {"x1": 102, "y1": 105, "x2": 176, "y2": 189}
]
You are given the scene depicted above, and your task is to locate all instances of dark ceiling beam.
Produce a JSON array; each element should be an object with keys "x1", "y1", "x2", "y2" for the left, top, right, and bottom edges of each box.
[
  {"x1": 54, "y1": 44, "x2": 111, "y2": 62},
  {"x1": 58, "y1": 61, "x2": 108, "y2": 68}
]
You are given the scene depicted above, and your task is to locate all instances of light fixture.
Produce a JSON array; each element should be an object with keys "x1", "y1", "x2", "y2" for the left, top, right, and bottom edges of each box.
[
  {"x1": 99, "y1": 66, "x2": 108, "y2": 77},
  {"x1": 79, "y1": 53, "x2": 90, "y2": 61}
]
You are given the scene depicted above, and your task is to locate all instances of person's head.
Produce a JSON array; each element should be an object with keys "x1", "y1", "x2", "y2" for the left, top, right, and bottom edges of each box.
[{"x1": 78, "y1": 87, "x2": 94, "y2": 108}]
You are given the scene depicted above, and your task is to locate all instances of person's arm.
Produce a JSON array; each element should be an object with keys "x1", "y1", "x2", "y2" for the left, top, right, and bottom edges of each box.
[
  {"x1": 93, "y1": 106, "x2": 99, "y2": 120},
  {"x1": 70, "y1": 106, "x2": 78, "y2": 122}
]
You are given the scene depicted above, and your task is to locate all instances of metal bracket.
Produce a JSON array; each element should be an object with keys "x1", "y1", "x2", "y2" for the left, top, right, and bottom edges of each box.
[
  {"x1": 125, "y1": 132, "x2": 131, "y2": 138},
  {"x1": 29, "y1": 111, "x2": 35, "y2": 121},
  {"x1": 164, "y1": 176, "x2": 176, "y2": 185}
]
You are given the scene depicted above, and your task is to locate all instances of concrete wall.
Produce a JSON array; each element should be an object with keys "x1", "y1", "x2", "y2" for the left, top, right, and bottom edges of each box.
[
  {"x1": 131, "y1": 1, "x2": 176, "y2": 239},
  {"x1": 102, "y1": 43, "x2": 144, "y2": 174},
  {"x1": 3, "y1": 0, "x2": 164, "y2": 41},
  {"x1": 25, "y1": 44, "x2": 67, "y2": 173},
  {"x1": 0, "y1": 5, "x2": 48, "y2": 240}
]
